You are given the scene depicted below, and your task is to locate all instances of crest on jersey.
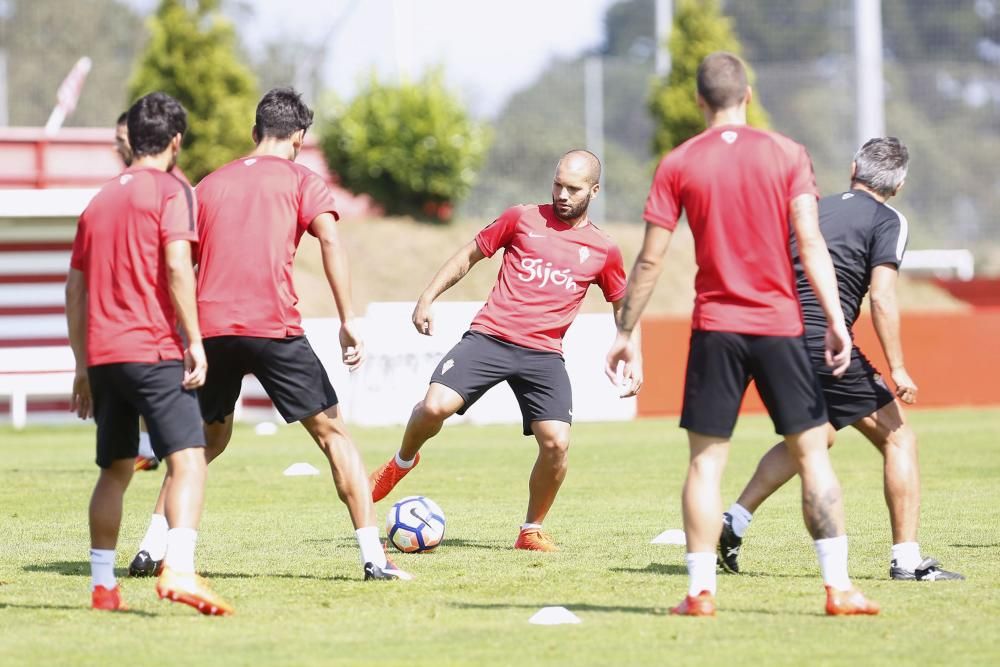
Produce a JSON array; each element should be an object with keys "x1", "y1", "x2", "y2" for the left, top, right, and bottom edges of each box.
[
  {"x1": 842, "y1": 192, "x2": 854, "y2": 200},
  {"x1": 442, "y1": 359, "x2": 454, "y2": 374},
  {"x1": 721, "y1": 130, "x2": 738, "y2": 144},
  {"x1": 579, "y1": 247, "x2": 590, "y2": 264},
  {"x1": 119, "y1": 174, "x2": 133, "y2": 185},
  {"x1": 244, "y1": 158, "x2": 257, "y2": 166}
]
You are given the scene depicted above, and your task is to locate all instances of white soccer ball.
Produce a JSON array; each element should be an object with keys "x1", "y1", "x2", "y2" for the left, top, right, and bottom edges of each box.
[{"x1": 386, "y1": 495, "x2": 446, "y2": 553}]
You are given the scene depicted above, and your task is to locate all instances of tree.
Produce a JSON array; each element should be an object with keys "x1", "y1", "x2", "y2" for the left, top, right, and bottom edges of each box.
[
  {"x1": 0, "y1": 0, "x2": 143, "y2": 127},
  {"x1": 320, "y1": 72, "x2": 491, "y2": 222},
  {"x1": 648, "y1": 0, "x2": 770, "y2": 156},
  {"x1": 128, "y1": 0, "x2": 258, "y2": 182}
]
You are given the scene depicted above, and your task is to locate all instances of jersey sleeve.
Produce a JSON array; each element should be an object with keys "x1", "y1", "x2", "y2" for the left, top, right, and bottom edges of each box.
[
  {"x1": 596, "y1": 243, "x2": 628, "y2": 302},
  {"x1": 299, "y1": 171, "x2": 339, "y2": 231},
  {"x1": 788, "y1": 144, "x2": 820, "y2": 200},
  {"x1": 643, "y1": 154, "x2": 682, "y2": 230},
  {"x1": 69, "y1": 213, "x2": 88, "y2": 271},
  {"x1": 870, "y1": 207, "x2": 909, "y2": 269},
  {"x1": 160, "y1": 185, "x2": 199, "y2": 246},
  {"x1": 475, "y1": 206, "x2": 521, "y2": 257}
]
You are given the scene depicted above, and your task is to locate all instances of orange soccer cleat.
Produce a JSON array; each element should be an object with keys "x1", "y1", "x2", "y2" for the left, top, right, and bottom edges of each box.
[
  {"x1": 670, "y1": 590, "x2": 717, "y2": 617},
  {"x1": 156, "y1": 567, "x2": 234, "y2": 616},
  {"x1": 91, "y1": 584, "x2": 128, "y2": 611},
  {"x1": 514, "y1": 528, "x2": 559, "y2": 552},
  {"x1": 825, "y1": 586, "x2": 880, "y2": 616},
  {"x1": 134, "y1": 455, "x2": 159, "y2": 472},
  {"x1": 369, "y1": 453, "x2": 420, "y2": 502}
]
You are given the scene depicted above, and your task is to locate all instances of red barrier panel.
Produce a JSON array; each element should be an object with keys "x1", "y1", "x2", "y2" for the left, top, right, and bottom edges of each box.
[{"x1": 637, "y1": 309, "x2": 1000, "y2": 417}]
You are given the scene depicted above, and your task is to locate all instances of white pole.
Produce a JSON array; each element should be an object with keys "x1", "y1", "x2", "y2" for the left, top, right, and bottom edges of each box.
[
  {"x1": 855, "y1": 0, "x2": 885, "y2": 146},
  {"x1": 584, "y1": 56, "x2": 605, "y2": 223},
  {"x1": 655, "y1": 0, "x2": 673, "y2": 77},
  {"x1": 0, "y1": 51, "x2": 8, "y2": 126}
]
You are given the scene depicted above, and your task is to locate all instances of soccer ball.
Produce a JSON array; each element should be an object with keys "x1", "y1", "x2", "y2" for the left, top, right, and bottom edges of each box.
[{"x1": 386, "y1": 495, "x2": 446, "y2": 553}]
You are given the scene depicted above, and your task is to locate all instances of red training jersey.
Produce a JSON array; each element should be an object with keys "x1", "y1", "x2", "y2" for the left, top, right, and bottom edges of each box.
[
  {"x1": 70, "y1": 167, "x2": 198, "y2": 366},
  {"x1": 644, "y1": 125, "x2": 819, "y2": 336},
  {"x1": 470, "y1": 204, "x2": 627, "y2": 354},
  {"x1": 194, "y1": 155, "x2": 339, "y2": 338}
]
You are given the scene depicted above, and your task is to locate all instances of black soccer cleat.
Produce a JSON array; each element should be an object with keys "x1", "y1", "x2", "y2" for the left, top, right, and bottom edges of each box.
[
  {"x1": 363, "y1": 560, "x2": 413, "y2": 581},
  {"x1": 128, "y1": 550, "x2": 163, "y2": 578},
  {"x1": 717, "y1": 512, "x2": 743, "y2": 574},
  {"x1": 890, "y1": 557, "x2": 965, "y2": 581}
]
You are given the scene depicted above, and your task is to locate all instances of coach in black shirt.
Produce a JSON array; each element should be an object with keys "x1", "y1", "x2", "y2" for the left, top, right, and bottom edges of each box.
[{"x1": 718, "y1": 137, "x2": 964, "y2": 582}]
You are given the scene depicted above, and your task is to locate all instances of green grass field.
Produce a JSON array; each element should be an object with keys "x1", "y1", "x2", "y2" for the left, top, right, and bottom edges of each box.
[{"x1": 2, "y1": 408, "x2": 998, "y2": 666}]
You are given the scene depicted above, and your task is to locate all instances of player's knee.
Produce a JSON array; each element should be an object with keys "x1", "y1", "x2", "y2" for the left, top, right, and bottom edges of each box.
[
  {"x1": 418, "y1": 398, "x2": 455, "y2": 423},
  {"x1": 538, "y1": 434, "x2": 570, "y2": 458}
]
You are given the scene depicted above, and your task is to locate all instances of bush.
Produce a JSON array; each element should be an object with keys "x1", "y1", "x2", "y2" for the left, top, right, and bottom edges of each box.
[
  {"x1": 320, "y1": 72, "x2": 491, "y2": 222},
  {"x1": 648, "y1": 0, "x2": 770, "y2": 157}
]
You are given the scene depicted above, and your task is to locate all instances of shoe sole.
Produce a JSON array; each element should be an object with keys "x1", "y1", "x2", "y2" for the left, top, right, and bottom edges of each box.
[{"x1": 158, "y1": 588, "x2": 232, "y2": 616}]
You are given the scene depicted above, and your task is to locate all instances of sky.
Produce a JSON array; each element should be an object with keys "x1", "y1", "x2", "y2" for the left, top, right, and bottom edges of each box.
[{"x1": 126, "y1": 0, "x2": 621, "y2": 117}]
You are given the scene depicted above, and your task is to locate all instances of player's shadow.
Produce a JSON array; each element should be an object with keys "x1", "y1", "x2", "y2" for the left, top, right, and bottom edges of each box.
[
  {"x1": 199, "y1": 570, "x2": 354, "y2": 582},
  {"x1": 950, "y1": 543, "x2": 999, "y2": 549},
  {"x1": 608, "y1": 562, "x2": 688, "y2": 576},
  {"x1": 303, "y1": 536, "x2": 503, "y2": 551},
  {"x1": 22, "y1": 561, "x2": 89, "y2": 576},
  {"x1": 0, "y1": 601, "x2": 157, "y2": 617},
  {"x1": 452, "y1": 601, "x2": 669, "y2": 616}
]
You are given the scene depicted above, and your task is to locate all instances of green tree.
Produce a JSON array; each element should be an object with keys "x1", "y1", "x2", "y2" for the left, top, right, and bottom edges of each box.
[
  {"x1": 0, "y1": 0, "x2": 142, "y2": 127},
  {"x1": 128, "y1": 0, "x2": 258, "y2": 182},
  {"x1": 321, "y1": 72, "x2": 491, "y2": 222},
  {"x1": 648, "y1": 0, "x2": 770, "y2": 156}
]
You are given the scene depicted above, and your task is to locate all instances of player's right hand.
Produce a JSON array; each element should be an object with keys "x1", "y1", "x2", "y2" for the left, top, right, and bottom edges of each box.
[
  {"x1": 890, "y1": 367, "x2": 918, "y2": 404},
  {"x1": 183, "y1": 341, "x2": 207, "y2": 390},
  {"x1": 605, "y1": 331, "x2": 635, "y2": 389},
  {"x1": 412, "y1": 299, "x2": 434, "y2": 336},
  {"x1": 340, "y1": 320, "x2": 366, "y2": 371},
  {"x1": 70, "y1": 369, "x2": 92, "y2": 419},
  {"x1": 824, "y1": 321, "x2": 851, "y2": 378}
]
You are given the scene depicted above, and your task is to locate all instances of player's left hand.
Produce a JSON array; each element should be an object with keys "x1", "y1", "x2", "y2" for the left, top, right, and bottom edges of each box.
[
  {"x1": 890, "y1": 367, "x2": 918, "y2": 404},
  {"x1": 183, "y1": 341, "x2": 207, "y2": 389},
  {"x1": 340, "y1": 320, "x2": 366, "y2": 371},
  {"x1": 605, "y1": 331, "x2": 641, "y2": 397},
  {"x1": 70, "y1": 369, "x2": 92, "y2": 419},
  {"x1": 618, "y1": 356, "x2": 644, "y2": 398},
  {"x1": 824, "y1": 321, "x2": 851, "y2": 378}
]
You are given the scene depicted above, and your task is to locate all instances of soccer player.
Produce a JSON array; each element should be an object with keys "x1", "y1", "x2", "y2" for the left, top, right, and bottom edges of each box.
[
  {"x1": 718, "y1": 137, "x2": 963, "y2": 581},
  {"x1": 68, "y1": 92, "x2": 232, "y2": 614},
  {"x1": 368, "y1": 150, "x2": 641, "y2": 552},
  {"x1": 114, "y1": 109, "x2": 160, "y2": 473},
  {"x1": 606, "y1": 52, "x2": 879, "y2": 616},
  {"x1": 127, "y1": 87, "x2": 409, "y2": 582}
]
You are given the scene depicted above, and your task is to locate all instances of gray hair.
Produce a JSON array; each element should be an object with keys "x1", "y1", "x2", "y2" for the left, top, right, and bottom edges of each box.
[{"x1": 852, "y1": 137, "x2": 909, "y2": 197}]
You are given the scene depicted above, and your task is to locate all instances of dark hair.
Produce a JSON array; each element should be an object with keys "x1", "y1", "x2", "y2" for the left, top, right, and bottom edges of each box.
[
  {"x1": 852, "y1": 137, "x2": 909, "y2": 197},
  {"x1": 255, "y1": 87, "x2": 314, "y2": 140},
  {"x1": 126, "y1": 92, "x2": 187, "y2": 159},
  {"x1": 116, "y1": 111, "x2": 128, "y2": 127},
  {"x1": 696, "y1": 52, "x2": 749, "y2": 111}
]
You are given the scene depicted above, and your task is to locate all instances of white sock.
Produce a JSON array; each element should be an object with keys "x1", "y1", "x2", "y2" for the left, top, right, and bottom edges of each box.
[
  {"x1": 521, "y1": 522, "x2": 543, "y2": 531},
  {"x1": 891, "y1": 541, "x2": 922, "y2": 571},
  {"x1": 163, "y1": 527, "x2": 198, "y2": 574},
  {"x1": 138, "y1": 513, "x2": 169, "y2": 561},
  {"x1": 814, "y1": 535, "x2": 851, "y2": 591},
  {"x1": 727, "y1": 502, "x2": 753, "y2": 538},
  {"x1": 394, "y1": 451, "x2": 416, "y2": 469},
  {"x1": 90, "y1": 548, "x2": 116, "y2": 591},
  {"x1": 686, "y1": 552, "x2": 717, "y2": 596},
  {"x1": 356, "y1": 526, "x2": 387, "y2": 568},
  {"x1": 137, "y1": 431, "x2": 156, "y2": 459}
]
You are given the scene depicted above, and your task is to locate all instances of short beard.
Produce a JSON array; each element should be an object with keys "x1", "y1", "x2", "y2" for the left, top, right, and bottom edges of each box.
[{"x1": 552, "y1": 195, "x2": 590, "y2": 221}]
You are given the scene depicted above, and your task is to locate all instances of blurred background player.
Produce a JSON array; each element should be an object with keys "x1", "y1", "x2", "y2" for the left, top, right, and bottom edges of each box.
[
  {"x1": 368, "y1": 150, "x2": 641, "y2": 552},
  {"x1": 128, "y1": 87, "x2": 409, "y2": 582},
  {"x1": 606, "y1": 52, "x2": 878, "y2": 616},
  {"x1": 68, "y1": 92, "x2": 232, "y2": 614},
  {"x1": 718, "y1": 137, "x2": 963, "y2": 582},
  {"x1": 115, "y1": 109, "x2": 159, "y2": 473}
]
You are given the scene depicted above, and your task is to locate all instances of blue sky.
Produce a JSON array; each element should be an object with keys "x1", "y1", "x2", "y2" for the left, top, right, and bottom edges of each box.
[{"x1": 125, "y1": 0, "x2": 620, "y2": 117}]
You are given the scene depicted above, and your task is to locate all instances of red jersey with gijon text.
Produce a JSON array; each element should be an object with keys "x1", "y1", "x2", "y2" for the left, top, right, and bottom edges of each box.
[
  {"x1": 644, "y1": 125, "x2": 819, "y2": 336},
  {"x1": 194, "y1": 155, "x2": 338, "y2": 338},
  {"x1": 470, "y1": 204, "x2": 627, "y2": 354},
  {"x1": 70, "y1": 167, "x2": 198, "y2": 366}
]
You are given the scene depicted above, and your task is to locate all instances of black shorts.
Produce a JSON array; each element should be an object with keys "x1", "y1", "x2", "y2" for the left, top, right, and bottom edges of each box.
[
  {"x1": 88, "y1": 361, "x2": 205, "y2": 468},
  {"x1": 430, "y1": 331, "x2": 572, "y2": 436},
  {"x1": 805, "y1": 330, "x2": 896, "y2": 430},
  {"x1": 199, "y1": 335, "x2": 338, "y2": 424},
  {"x1": 680, "y1": 330, "x2": 828, "y2": 438}
]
